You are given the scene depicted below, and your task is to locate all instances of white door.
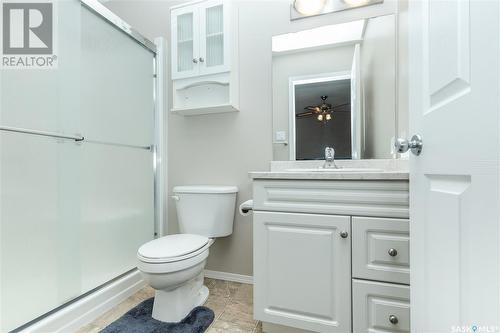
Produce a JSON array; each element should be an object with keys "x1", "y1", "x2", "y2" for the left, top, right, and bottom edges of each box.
[
  {"x1": 253, "y1": 211, "x2": 351, "y2": 333},
  {"x1": 171, "y1": 5, "x2": 199, "y2": 80},
  {"x1": 199, "y1": 0, "x2": 230, "y2": 76},
  {"x1": 409, "y1": 0, "x2": 500, "y2": 331}
]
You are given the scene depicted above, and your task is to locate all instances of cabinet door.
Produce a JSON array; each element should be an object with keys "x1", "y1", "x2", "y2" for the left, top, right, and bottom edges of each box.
[
  {"x1": 199, "y1": 0, "x2": 230, "y2": 76},
  {"x1": 171, "y1": 5, "x2": 199, "y2": 79},
  {"x1": 254, "y1": 211, "x2": 351, "y2": 333}
]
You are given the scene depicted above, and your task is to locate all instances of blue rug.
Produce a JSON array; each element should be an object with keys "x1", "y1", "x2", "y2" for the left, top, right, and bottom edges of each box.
[{"x1": 99, "y1": 298, "x2": 214, "y2": 333}]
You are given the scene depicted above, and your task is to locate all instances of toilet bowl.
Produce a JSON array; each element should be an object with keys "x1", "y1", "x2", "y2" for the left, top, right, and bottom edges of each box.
[
  {"x1": 137, "y1": 185, "x2": 238, "y2": 322},
  {"x1": 137, "y1": 234, "x2": 213, "y2": 322}
]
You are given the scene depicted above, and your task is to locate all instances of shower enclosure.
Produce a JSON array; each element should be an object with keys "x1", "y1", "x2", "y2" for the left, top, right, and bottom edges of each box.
[{"x1": 0, "y1": 1, "x2": 162, "y2": 331}]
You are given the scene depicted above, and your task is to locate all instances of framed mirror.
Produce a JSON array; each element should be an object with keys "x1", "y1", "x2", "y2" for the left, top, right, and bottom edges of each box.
[{"x1": 272, "y1": 14, "x2": 404, "y2": 160}]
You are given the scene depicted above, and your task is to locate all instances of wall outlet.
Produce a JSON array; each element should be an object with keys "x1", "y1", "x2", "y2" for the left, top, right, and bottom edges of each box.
[{"x1": 275, "y1": 131, "x2": 287, "y2": 142}]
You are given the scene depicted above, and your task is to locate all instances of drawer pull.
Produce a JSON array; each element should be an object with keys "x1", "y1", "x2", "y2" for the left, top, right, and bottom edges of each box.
[
  {"x1": 340, "y1": 231, "x2": 349, "y2": 238},
  {"x1": 388, "y1": 248, "x2": 398, "y2": 257},
  {"x1": 389, "y1": 315, "x2": 399, "y2": 324}
]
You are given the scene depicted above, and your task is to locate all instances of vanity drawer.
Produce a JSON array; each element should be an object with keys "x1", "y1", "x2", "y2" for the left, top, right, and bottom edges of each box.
[
  {"x1": 253, "y1": 180, "x2": 410, "y2": 218},
  {"x1": 352, "y1": 217, "x2": 410, "y2": 284},
  {"x1": 353, "y1": 279, "x2": 410, "y2": 333}
]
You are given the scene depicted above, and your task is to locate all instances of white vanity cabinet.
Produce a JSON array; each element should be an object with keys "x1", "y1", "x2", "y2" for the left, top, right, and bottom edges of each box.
[
  {"x1": 170, "y1": 0, "x2": 239, "y2": 115},
  {"x1": 252, "y1": 177, "x2": 410, "y2": 333}
]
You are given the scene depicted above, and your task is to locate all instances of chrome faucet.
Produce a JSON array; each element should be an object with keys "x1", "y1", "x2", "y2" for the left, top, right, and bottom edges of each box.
[{"x1": 323, "y1": 146, "x2": 338, "y2": 169}]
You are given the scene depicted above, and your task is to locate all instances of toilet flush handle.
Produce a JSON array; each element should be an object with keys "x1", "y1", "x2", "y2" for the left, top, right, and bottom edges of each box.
[{"x1": 171, "y1": 195, "x2": 180, "y2": 201}]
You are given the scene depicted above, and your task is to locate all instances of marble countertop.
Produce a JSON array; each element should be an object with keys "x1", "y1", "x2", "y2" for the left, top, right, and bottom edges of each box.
[
  {"x1": 249, "y1": 159, "x2": 410, "y2": 180},
  {"x1": 249, "y1": 170, "x2": 409, "y2": 180}
]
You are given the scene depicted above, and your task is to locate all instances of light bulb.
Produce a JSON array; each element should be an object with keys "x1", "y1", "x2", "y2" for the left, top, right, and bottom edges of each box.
[
  {"x1": 317, "y1": 114, "x2": 324, "y2": 121},
  {"x1": 326, "y1": 114, "x2": 332, "y2": 120},
  {"x1": 293, "y1": 0, "x2": 327, "y2": 16}
]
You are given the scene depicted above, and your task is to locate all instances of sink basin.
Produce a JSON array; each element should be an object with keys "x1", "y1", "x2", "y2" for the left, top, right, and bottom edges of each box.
[{"x1": 285, "y1": 168, "x2": 384, "y2": 173}]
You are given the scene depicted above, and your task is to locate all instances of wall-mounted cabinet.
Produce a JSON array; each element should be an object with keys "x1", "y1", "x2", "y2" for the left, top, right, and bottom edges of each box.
[{"x1": 170, "y1": 0, "x2": 239, "y2": 116}]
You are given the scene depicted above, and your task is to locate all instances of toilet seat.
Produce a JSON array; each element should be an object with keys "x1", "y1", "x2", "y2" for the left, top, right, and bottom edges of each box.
[
  {"x1": 138, "y1": 234, "x2": 209, "y2": 264},
  {"x1": 137, "y1": 234, "x2": 215, "y2": 274},
  {"x1": 137, "y1": 248, "x2": 210, "y2": 274}
]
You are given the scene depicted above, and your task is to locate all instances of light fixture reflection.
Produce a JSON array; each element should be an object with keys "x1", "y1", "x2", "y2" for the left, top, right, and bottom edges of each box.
[
  {"x1": 342, "y1": 0, "x2": 371, "y2": 6},
  {"x1": 293, "y1": 0, "x2": 327, "y2": 16}
]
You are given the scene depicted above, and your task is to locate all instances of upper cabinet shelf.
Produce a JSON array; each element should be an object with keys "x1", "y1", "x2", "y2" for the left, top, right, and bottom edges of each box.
[{"x1": 171, "y1": 0, "x2": 239, "y2": 116}]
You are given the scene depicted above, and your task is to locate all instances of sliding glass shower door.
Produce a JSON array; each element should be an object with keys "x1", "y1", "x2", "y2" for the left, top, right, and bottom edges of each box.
[{"x1": 0, "y1": 1, "x2": 156, "y2": 331}]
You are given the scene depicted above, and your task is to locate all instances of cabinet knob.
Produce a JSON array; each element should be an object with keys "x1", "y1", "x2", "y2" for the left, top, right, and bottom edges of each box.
[
  {"x1": 389, "y1": 315, "x2": 399, "y2": 324},
  {"x1": 192, "y1": 58, "x2": 198, "y2": 63},
  {"x1": 388, "y1": 248, "x2": 398, "y2": 257},
  {"x1": 199, "y1": 57, "x2": 205, "y2": 63},
  {"x1": 340, "y1": 231, "x2": 348, "y2": 238}
]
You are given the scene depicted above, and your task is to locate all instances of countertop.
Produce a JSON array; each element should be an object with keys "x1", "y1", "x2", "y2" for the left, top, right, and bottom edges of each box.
[
  {"x1": 249, "y1": 170, "x2": 409, "y2": 180},
  {"x1": 249, "y1": 159, "x2": 409, "y2": 180}
]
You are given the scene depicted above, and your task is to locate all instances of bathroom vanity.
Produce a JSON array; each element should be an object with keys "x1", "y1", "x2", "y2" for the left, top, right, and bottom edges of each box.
[
  {"x1": 259, "y1": 5, "x2": 410, "y2": 330},
  {"x1": 250, "y1": 161, "x2": 410, "y2": 333}
]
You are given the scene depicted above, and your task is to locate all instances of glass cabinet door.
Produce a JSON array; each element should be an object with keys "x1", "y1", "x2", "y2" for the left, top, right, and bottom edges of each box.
[
  {"x1": 172, "y1": 6, "x2": 199, "y2": 79},
  {"x1": 199, "y1": 0, "x2": 229, "y2": 75}
]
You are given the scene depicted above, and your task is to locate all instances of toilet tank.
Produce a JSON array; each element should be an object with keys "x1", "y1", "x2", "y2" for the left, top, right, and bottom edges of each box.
[{"x1": 173, "y1": 185, "x2": 238, "y2": 238}]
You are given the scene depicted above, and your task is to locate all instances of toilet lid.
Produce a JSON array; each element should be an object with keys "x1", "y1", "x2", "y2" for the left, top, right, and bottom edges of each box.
[{"x1": 138, "y1": 234, "x2": 209, "y2": 260}]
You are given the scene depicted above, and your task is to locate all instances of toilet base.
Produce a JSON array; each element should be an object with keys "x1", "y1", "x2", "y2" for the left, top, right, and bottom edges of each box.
[{"x1": 152, "y1": 272, "x2": 209, "y2": 322}]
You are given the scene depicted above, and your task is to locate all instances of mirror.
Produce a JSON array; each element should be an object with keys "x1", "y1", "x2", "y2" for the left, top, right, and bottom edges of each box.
[{"x1": 272, "y1": 14, "x2": 403, "y2": 160}]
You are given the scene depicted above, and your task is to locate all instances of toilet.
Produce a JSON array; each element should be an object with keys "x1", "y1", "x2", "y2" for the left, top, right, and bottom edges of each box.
[{"x1": 137, "y1": 185, "x2": 238, "y2": 322}]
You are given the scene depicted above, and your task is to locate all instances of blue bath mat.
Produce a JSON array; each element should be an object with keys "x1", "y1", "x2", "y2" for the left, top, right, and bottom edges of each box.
[{"x1": 99, "y1": 298, "x2": 214, "y2": 333}]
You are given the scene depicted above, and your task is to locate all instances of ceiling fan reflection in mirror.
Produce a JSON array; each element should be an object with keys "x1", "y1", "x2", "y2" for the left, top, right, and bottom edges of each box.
[{"x1": 296, "y1": 95, "x2": 350, "y2": 124}]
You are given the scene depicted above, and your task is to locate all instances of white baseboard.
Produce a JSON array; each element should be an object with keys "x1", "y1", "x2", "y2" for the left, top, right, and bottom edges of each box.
[
  {"x1": 204, "y1": 270, "x2": 253, "y2": 285},
  {"x1": 20, "y1": 269, "x2": 146, "y2": 333}
]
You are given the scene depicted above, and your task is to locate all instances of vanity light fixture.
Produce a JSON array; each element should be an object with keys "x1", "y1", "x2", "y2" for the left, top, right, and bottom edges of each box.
[{"x1": 293, "y1": 0, "x2": 327, "y2": 16}]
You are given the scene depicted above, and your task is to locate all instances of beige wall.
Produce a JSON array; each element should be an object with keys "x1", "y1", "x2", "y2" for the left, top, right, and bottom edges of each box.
[{"x1": 105, "y1": 0, "x2": 399, "y2": 276}]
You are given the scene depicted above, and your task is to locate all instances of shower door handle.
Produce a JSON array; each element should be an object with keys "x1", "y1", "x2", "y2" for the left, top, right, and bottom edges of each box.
[{"x1": 0, "y1": 126, "x2": 84, "y2": 142}]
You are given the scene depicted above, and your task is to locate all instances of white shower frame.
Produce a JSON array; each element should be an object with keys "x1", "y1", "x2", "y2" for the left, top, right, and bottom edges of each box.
[{"x1": 15, "y1": 1, "x2": 166, "y2": 332}]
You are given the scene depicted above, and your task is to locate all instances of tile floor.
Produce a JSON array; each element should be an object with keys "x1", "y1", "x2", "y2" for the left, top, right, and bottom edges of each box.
[{"x1": 76, "y1": 278, "x2": 262, "y2": 333}]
